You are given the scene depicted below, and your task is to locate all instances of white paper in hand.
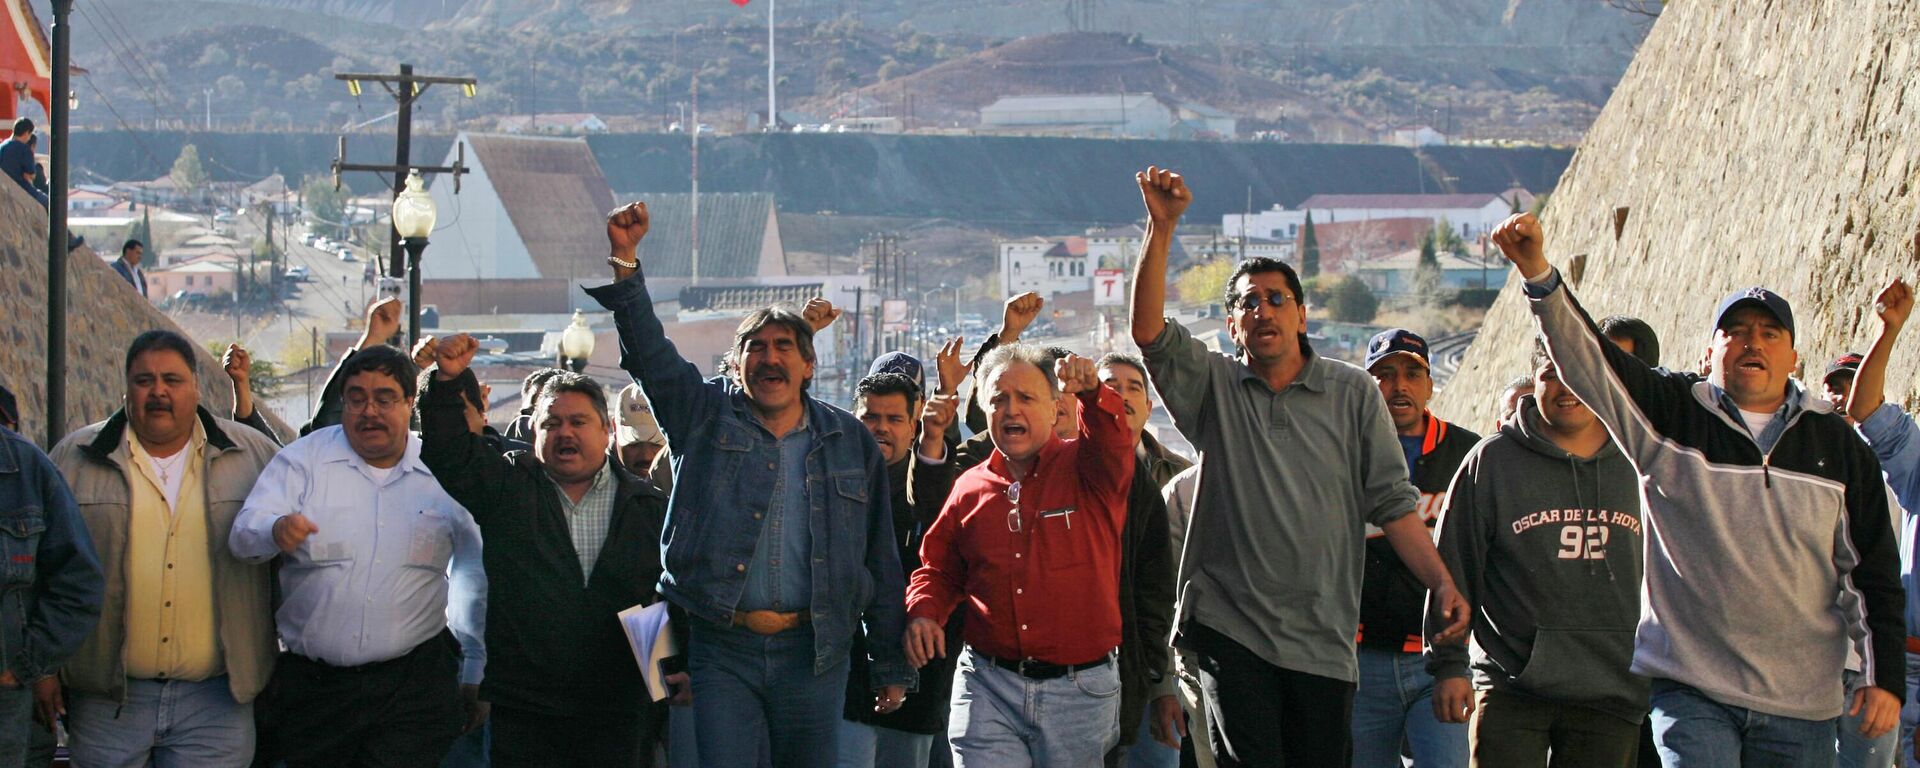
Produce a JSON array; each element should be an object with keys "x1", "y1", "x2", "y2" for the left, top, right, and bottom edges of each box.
[{"x1": 618, "y1": 602, "x2": 678, "y2": 701}]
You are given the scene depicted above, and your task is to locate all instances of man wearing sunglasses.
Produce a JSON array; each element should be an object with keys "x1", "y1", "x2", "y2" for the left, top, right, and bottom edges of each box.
[
  {"x1": 1127, "y1": 166, "x2": 1471, "y2": 766},
  {"x1": 905, "y1": 347, "x2": 1136, "y2": 767}
]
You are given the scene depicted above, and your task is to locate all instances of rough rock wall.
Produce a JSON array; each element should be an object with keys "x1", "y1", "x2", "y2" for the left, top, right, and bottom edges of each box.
[
  {"x1": 1434, "y1": 1, "x2": 1920, "y2": 427},
  {"x1": 0, "y1": 185, "x2": 287, "y2": 445}
]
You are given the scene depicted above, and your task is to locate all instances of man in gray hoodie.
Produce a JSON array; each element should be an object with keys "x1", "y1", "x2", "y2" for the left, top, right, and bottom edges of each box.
[{"x1": 1427, "y1": 340, "x2": 1648, "y2": 766}]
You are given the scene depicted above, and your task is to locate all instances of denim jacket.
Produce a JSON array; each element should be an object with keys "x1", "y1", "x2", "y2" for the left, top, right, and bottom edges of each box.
[
  {"x1": 0, "y1": 427, "x2": 104, "y2": 682},
  {"x1": 585, "y1": 275, "x2": 914, "y2": 687}
]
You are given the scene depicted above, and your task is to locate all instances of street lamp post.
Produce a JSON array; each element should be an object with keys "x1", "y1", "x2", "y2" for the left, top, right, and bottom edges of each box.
[
  {"x1": 391, "y1": 169, "x2": 437, "y2": 346},
  {"x1": 559, "y1": 310, "x2": 596, "y2": 374}
]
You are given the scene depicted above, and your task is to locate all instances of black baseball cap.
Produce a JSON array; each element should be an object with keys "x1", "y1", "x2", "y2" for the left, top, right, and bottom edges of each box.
[
  {"x1": 1824, "y1": 352, "x2": 1864, "y2": 382},
  {"x1": 1365, "y1": 329, "x2": 1430, "y2": 371},
  {"x1": 1712, "y1": 287, "x2": 1795, "y2": 341}
]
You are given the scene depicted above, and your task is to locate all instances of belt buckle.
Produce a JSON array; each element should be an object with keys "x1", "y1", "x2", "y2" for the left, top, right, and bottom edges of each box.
[
  {"x1": 1016, "y1": 658, "x2": 1034, "y2": 677},
  {"x1": 743, "y1": 611, "x2": 784, "y2": 635}
]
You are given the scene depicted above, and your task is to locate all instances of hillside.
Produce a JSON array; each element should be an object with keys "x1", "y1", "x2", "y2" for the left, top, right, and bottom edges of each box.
[{"x1": 43, "y1": 0, "x2": 1644, "y2": 144}]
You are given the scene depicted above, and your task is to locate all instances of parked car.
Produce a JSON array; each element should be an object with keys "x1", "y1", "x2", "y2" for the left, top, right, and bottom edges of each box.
[
  {"x1": 300, "y1": 233, "x2": 318, "y2": 246},
  {"x1": 338, "y1": 248, "x2": 356, "y2": 262},
  {"x1": 285, "y1": 265, "x2": 310, "y2": 282}
]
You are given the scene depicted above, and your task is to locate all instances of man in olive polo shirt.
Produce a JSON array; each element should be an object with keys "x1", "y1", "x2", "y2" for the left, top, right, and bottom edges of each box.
[{"x1": 1125, "y1": 166, "x2": 1469, "y2": 767}]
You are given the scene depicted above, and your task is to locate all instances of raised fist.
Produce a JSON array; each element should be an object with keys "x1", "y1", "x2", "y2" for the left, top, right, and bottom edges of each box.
[
  {"x1": 1137, "y1": 166, "x2": 1192, "y2": 223},
  {"x1": 802, "y1": 298, "x2": 843, "y2": 331},
  {"x1": 363, "y1": 297, "x2": 403, "y2": 346},
  {"x1": 411, "y1": 335, "x2": 439, "y2": 370},
  {"x1": 434, "y1": 334, "x2": 481, "y2": 380},
  {"x1": 1055, "y1": 354, "x2": 1098, "y2": 395},
  {"x1": 1489, "y1": 213, "x2": 1548, "y2": 278},
  {"x1": 1874, "y1": 278, "x2": 1914, "y2": 330},
  {"x1": 222, "y1": 344, "x2": 252, "y2": 385},
  {"x1": 607, "y1": 202, "x2": 650, "y2": 254},
  {"x1": 1001, "y1": 292, "x2": 1044, "y2": 342}
]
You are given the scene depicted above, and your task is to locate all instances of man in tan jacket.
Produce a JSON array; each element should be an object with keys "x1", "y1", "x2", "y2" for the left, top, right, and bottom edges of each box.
[{"x1": 48, "y1": 330, "x2": 280, "y2": 768}]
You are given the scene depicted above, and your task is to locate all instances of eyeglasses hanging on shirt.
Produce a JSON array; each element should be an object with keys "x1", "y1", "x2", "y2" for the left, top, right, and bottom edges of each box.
[{"x1": 1006, "y1": 481, "x2": 1022, "y2": 533}]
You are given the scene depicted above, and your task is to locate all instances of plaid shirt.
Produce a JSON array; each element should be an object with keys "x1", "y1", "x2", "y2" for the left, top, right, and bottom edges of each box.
[{"x1": 555, "y1": 462, "x2": 616, "y2": 583}]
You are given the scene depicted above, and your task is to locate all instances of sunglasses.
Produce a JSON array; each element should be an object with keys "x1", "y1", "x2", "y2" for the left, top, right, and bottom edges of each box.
[{"x1": 1234, "y1": 292, "x2": 1295, "y2": 313}]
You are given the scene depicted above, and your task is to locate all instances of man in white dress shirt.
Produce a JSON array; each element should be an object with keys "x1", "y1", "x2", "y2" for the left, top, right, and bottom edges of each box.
[{"x1": 232, "y1": 345, "x2": 486, "y2": 768}]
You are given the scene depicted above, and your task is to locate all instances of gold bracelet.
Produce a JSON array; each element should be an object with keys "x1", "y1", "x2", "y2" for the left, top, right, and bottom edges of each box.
[{"x1": 607, "y1": 255, "x2": 638, "y2": 269}]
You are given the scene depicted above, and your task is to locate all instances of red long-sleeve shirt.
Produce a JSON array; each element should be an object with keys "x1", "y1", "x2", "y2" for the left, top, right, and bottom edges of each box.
[{"x1": 906, "y1": 384, "x2": 1135, "y2": 665}]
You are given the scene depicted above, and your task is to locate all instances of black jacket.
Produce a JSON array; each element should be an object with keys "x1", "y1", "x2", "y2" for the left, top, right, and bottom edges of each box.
[
  {"x1": 418, "y1": 369, "x2": 671, "y2": 718},
  {"x1": 843, "y1": 455, "x2": 964, "y2": 734},
  {"x1": 945, "y1": 430, "x2": 1174, "y2": 748},
  {"x1": 1358, "y1": 412, "x2": 1479, "y2": 652}
]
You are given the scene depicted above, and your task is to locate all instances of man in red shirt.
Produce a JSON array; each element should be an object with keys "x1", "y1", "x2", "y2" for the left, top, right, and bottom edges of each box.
[{"x1": 905, "y1": 345, "x2": 1136, "y2": 767}]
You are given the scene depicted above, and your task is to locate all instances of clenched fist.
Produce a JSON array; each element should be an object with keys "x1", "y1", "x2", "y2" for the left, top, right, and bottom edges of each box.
[
  {"x1": 1000, "y1": 292, "x2": 1044, "y2": 343},
  {"x1": 1137, "y1": 166, "x2": 1192, "y2": 224},
  {"x1": 273, "y1": 514, "x2": 320, "y2": 553},
  {"x1": 434, "y1": 334, "x2": 481, "y2": 380},
  {"x1": 802, "y1": 298, "x2": 843, "y2": 332},
  {"x1": 361, "y1": 297, "x2": 403, "y2": 348},
  {"x1": 1489, "y1": 213, "x2": 1548, "y2": 279},
  {"x1": 1055, "y1": 354, "x2": 1099, "y2": 395}
]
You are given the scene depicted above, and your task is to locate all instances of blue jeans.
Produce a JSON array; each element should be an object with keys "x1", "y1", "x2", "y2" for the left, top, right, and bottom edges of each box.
[
  {"x1": 1903, "y1": 652, "x2": 1920, "y2": 768},
  {"x1": 1650, "y1": 678, "x2": 1838, "y2": 767},
  {"x1": 1120, "y1": 704, "x2": 1179, "y2": 768},
  {"x1": 0, "y1": 684, "x2": 30, "y2": 765},
  {"x1": 836, "y1": 719, "x2": 935, "y2": 767},
  {"x1": 67, "y1": 676, "x2": 254, "y2": 768},
  {"x1": 1350, "y1": 647, "x2": 1468, "y2": 768},
  {"x1": 1839, "y1": 669, "x2": 1896, "y2": 768},
  {"x1": 690, "y1": 622, "x2": 848, "y2": 768},
  {"x1": 948, "y1": 646, "x2": 1121, "y2": 768}
]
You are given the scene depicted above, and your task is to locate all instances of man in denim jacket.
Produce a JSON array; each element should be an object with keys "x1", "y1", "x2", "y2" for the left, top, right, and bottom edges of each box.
[
  {"x1": 586, "y1": 202, "x2": 912, "y2": 767},
  {"x1": 0, "y1": 423, "x2": 103, "y2": 763}
]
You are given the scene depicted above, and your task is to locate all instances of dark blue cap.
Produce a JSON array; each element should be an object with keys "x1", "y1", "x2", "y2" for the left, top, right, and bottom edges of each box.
[
  {"x1": 1712, "y1": 287, "x2": 1795, "y2": 340},
  {"x1": 867, "y1": 351, "x2": 924, "y2": 392},
  {"x1": 1365, "y1": 329, "x2": 1429, "y2": 371}
]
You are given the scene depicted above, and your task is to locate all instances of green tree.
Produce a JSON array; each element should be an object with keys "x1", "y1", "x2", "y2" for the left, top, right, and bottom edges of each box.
[
  {"x1": 1300, "y1": 211, "x2": 1320, "y2": 278},
  {"x1": 1324, "y1": 275, "x2": 1379, "y2": 323},
  {"x1": 301, "y1": 174, "x2": 351, "y2": 240},
  {"x1": 1176, "y1": 258, "x2": 1238, "y2": 309},
  {"x1": 170, "y1": 144, "x2": 210, "y2": 199},
  {"x1": 1528, "y1": 193, "x2": 1551, "y2": 217}
]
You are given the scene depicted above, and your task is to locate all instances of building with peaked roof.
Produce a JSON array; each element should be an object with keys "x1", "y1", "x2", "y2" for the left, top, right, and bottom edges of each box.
[
  {"x1": 420, "y1": 132, "x2": 619, "y2": 314},
  {"x1": 0, "y1": 0, "x2": 51, "y2": 121},
  {"x1": 494, "y1": 114, "x2": 609, "y2": 134},
  {"x1": 622, "y1": 193, "x2": 788, "y2": 283},
  {"x1": 1351, "y1": 249, "x2": 1509, "y2": 297}
]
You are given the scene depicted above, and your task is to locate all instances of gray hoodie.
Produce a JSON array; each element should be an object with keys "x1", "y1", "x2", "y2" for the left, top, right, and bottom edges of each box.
[{"x1": 1426, "y1": 397, "x2": 1650, "y2": 724}]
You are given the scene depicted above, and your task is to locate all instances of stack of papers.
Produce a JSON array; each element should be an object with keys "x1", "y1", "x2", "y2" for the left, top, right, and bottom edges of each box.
[{"x1": 618, "y1": 602, "x2": 678, "y2": 701}]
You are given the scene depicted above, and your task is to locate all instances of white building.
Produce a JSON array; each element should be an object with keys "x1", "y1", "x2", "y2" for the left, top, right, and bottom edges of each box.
[
  {"x1": 1000, "y1": 237, "x2": 1078, "y2": 299},
  {"x1": 981, "y1": 94, "x2": 1173, "y2": 138},
  {"x1": 1222, "y1": 188, "x2": 1534, "y2": 244},
  {"x1": 494, "y1": 113, "x2": 609, "y2": 134}
]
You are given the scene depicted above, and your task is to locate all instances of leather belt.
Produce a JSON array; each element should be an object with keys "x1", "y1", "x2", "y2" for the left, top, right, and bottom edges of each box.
[
  {"x1": 978, "y1": 650, "x2": 1112, "y2": 681},
  {"x1": 732, "y1": 609, "x2": 811, "y2": 636}
]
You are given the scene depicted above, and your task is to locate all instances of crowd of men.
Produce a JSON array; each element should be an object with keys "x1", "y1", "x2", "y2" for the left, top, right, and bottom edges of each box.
[{"x1": 0, "y1": 166, "x2": 1914, "y2": 768}]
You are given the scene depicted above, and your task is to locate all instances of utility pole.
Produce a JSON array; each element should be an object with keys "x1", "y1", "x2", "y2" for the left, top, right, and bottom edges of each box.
[
  {"x1": 760, "y1": 0, "x2": 768, "y2": 129},
  {"x1": 332, "y1": 64, "x2": 475, "y2": 345},
  {"x1": 690, "y1": 74, "x2": 701, "y2": 286},
  {"x1": 204, "y1": 87, "x2": 213, "y2": 131},
  {"x1": 46, "y1": 0, "x2": 72, "y2": 446}
]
